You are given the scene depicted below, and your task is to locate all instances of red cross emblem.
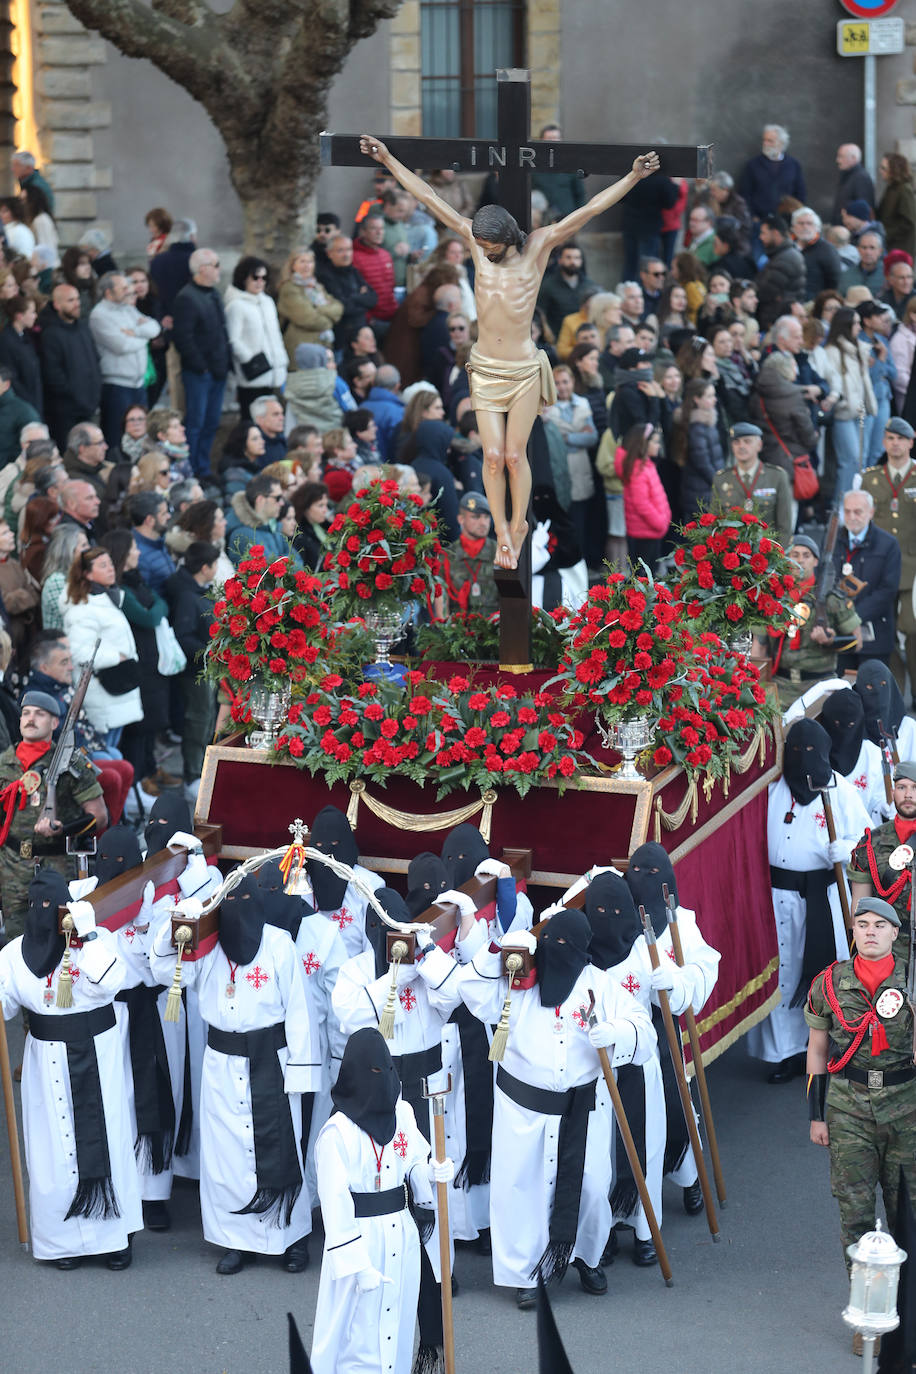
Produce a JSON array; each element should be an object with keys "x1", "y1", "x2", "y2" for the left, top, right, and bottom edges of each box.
[
  {"x1": 814, "y1": 810, "x2": 827, "y2": 829},
  {"x1": 853, "y1": 772, "x2": 867, "y2": 791},
  {"x1": 666, "y1": 947, "x2": 677, "y2": 962},
  {"x1": 302, "y1": 952, "x2": 321, "y2": 975},
  {"x1": 571, "y1": 1006, "x2": 588, "y2": 1030},
  {"x1": 331, "y1": 907, "x2": 352, "y2": 930},
  {"x1": 69, "y1": 965, "x2": 80, "y2": 981},
  {"x1": 398, "y1": 986, "x2": 417, "y2": 1012},
  {"x1": 622, "y1": 974, "x2": 641, "y2": 995},
  {"x1": 123, "y1": 926, "x2": 136, "y2": 943},
  {"x1": 246, "y1": 965, "x2": 269, "y2": 989},
  {"x1": 393, "y1": 1131, "x2": 408, "y2": 1158}
]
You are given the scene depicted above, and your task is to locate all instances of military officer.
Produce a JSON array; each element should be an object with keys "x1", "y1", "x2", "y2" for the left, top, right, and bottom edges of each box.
[
  {"x1": 444, "y1": 491, "x2": 498, "y2": 616},
  {"x1": 862, "y1": 417, "x2": 916, "y2": 704},
  {"x1": 771, "y1": 535, "x2": 862, "y2": 708},
  {"x1": 847, "y1": 760, "x2": 916, "y2": 970},
  {"x1": 0, "y1": 692, "x2": 106, "y2": 939},
  {"x1": 711, "y1": 421, "x2": 793, "y2": 548}
]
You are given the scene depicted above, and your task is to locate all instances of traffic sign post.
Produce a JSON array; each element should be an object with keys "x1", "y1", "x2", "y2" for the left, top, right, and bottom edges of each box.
[
  {"x1": 839, "y1": 0, "x2": 900, "y2": 17},
  {"x1": 836, "y1": 0, "x2": 901, "y2": 183}
]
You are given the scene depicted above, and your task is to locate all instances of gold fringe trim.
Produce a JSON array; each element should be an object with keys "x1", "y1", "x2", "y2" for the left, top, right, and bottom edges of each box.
[
  {"x1": 346, "y1": 781, "x2": 497, "y2": 845},
  {"x1": 653, "y1": 779, "x2": 698, "y2": 841},
  {"x1": 694, "y1": 955, "x2": 780, "y2": 1037},
  {"x1": 686, "y1": 986, "x2": 782, "y2": 1075}
]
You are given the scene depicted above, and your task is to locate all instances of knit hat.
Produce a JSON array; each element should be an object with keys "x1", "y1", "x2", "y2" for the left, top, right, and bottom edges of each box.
[
  {"x1": 844, "y1": 199, "x2": 872, "y2": 221},
  {"x1": 294, "y1": 343, "x2": 327, "y2": 371}
]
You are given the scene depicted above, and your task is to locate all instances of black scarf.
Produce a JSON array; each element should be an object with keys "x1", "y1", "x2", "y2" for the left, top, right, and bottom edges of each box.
[
  {"x1": 449, "y1": 1002, "x2": 493, "y2": 1189},
  {"x1": 536, "y1": 909, "x2": 591, "y2": 1007},
  {"x1": 855, "y1": 659, "x2": 904, "y2": 744},
  {"x1": 654, "y1": 1003, "x2": 691, "y2": 1174},
  {"x1": 406, "y1": 852, "x2": 449, "y2": 919},
  {"x1": 783, "y1": 718, "x2": 832, "y2": 807},
  {"x1": 89, "y1": 581, "x2": 121, "y2": 609},
  {"x1": 219, "y1": 874, "x2": 267, "y2": 966},
  {"x1": 331, "y1": 1026, "x2": 400, "y2": 1144},
  {"x1": 21, "y1": 867, "x2": 68, "y2": 978},
  {"x1": 145, "y1": 793, "x2": 192, "y2": 856},
  {"x1": 307, "y1": 805, "x2": 358, "y2": 911},
  {"x1": 820, "y1": 689, "x2": 866, "y2": 778},
  {"x1": 94, "y1": 824, "x2": 142, "y2": 886},
  {"x1": 118, "y1": 981, "x2": 174, "y2": 1174},
  {"x1": 625, "y1": 842, "x2": 677, "y2": 937},
  {"x1": 585, "y1": 873, "x2": 642, "y2": 971},
  {"x1": 366, "y1": 887, "x2": 408, "y2": 980},
  {"x1": 440, "y1": 822, "x2": 489, "y2": 888}
]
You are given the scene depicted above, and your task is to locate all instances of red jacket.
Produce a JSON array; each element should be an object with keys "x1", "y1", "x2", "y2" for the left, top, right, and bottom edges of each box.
[
  {"x1": 351, "y1": 242, "x2": 397, "y2": 321},
  {"x1": 615, "y1": 448, "x2": 671, "y2": 539}
]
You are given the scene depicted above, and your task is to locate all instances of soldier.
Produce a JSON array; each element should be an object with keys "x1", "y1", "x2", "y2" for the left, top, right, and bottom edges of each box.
[
  {"x1": 771, "y1": 535, "x2": 862, "y2": 708},
  {"x1": 0, "y1": 692, "x2": 106, "y2": 940},
  {"x1": 847, "y1": 761, "x2": 916, "y2": 970},
  {"x1": 711, "y1": 421, "x2": 793, "y2": 547},
  {"x1": 443, "y1": 491, "x2": 499, "y2": 616},
  {"x1": 805, "y1": 896, "x2": 916, "y2": 1357},
  {"x1": 862, "y1": 417, "x2": 916, "y2": 704}
]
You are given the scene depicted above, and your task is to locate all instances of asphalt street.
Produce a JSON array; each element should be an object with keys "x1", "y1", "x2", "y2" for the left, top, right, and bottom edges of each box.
[{"x1": 0, "y1": 1025, "x2": 867, "y2": 1374}]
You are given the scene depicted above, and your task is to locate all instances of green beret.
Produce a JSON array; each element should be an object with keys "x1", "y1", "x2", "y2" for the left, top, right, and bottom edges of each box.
[{"x1": 894, "y1": 762, "x2": 916, "y2": 784}]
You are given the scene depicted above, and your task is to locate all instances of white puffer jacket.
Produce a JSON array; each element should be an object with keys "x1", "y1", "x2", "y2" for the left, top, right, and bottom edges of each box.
[
  {"x1": 62, "y1": 589, "x2": 143, "y2": 732},
  {"x1": 224, "y1": 286, "x2": 288, "y2": 389},
  {"x1": 823, "y1": 336, "x2": 877, "y2": 421}
]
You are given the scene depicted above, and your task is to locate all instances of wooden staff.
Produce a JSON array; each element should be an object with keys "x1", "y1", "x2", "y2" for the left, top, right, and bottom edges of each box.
[
  {"x1": 638, "y1": 906, "x2": 719, "y2": 1242},
  {"x1": 585, "y1": 991, "x2": 673, "y2": 1286},
  {"x1": 423, "y1": 1074, "x2": 455, "y2": 1374},
  {"x1": 662, "y1": 886, "x2": 727, "y2": 1209},
  {"x1": 815, "y1": 778, "x2": 852, "y2": 933},
  {"x1": 0, "y1": 1010, "x2": 28, "y2": 1247}
]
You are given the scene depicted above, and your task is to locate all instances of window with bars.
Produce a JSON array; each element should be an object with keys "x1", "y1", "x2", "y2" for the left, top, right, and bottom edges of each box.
[{"x1": 420, "y1": 0, "x2": 525, "y2": 140}]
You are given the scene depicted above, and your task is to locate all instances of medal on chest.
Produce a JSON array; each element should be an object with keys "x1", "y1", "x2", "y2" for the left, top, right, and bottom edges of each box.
[
  {"x1": 891, "y1": 498, "x2": 900, "y2": 514},
  {"x1": 889, "y1": 844, "x2": 914, "y2": 871},
  {"x1": 470, "y1": 580, "x2": 481, "y2": 598},
  {"x1": 21, "y1": 769, "x2": 42, "y2": 807},
  {"x1": 744, "y1": 499, "x2": 753, "y2": 512},
  {"x1": 842, "y1": 562, "x2": 853, "y2": 577},
  {"x1": 226, "y1": 981, "x2": 236, "y2": 999},
  {"x1": 876, "y1": 988, "x2": 904, "y2": 1020}
]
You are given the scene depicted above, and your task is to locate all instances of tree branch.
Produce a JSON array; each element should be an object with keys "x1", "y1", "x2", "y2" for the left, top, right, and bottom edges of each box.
[
  {"x1": 64, "y1": 0, "x2": 223, "y2": 95},
  {"x1": 150, "y1": 0, "x2": 208, "y2": 27}
]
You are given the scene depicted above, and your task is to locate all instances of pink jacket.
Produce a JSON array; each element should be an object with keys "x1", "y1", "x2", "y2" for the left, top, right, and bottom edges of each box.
[{"x1": 615, "y1": 448, "x2": 671, "y2": 539}]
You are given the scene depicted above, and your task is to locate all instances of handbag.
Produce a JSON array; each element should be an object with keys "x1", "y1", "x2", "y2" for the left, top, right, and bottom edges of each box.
[
  {"x1": 757, "y1": 396, "x2": 819, "y2": 501},
  {"x1": 240, "y1": 351, "x2": 269, "y2": 382},
  {"x1": 155, "y1": 618, "x2": 187, "y2": 677},
  {"x1": 96, "y1": 658, "x2": 141, "y2": 696}
]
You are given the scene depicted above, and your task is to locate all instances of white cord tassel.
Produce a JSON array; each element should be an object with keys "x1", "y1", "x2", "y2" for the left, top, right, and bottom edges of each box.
[
  {"x1": 488, "y1": 954, "x2": 523, "y2": 1063},
  {"x1": 165, "y1": 926, "x2": 192, "y2": 1023},
  {"x1": 379, "y1": 939, "x2": 408, "y2": 1040},
  {"x1": 56, "y1": 914, "x2": 75, "y2": 1008}
]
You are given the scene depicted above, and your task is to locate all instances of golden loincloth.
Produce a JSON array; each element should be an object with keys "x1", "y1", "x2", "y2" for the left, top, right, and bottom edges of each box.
[{"x1": 466, "y1": 345, "x2": 557, "y2": 415}]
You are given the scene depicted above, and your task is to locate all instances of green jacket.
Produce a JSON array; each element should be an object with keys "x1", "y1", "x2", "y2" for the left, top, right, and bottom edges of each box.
[
  {"x1": 847, "y1": 819, "x2": 913, "y2": 968},
  {"x1": 0, "y1": 744, "x2": 101, "y2": 855},
  {"x1": 0, "y1": 387, "x2": 39, "y2": 468},
  {"x1": 711, "y1": 461, "x2": 793, "y2": 549},
  {"x1": 806, "y1": 956, "x2": 913, "y2": 1075},
  {"x1": 774, "y1": 581, "x2": 861, "y2": 706}
]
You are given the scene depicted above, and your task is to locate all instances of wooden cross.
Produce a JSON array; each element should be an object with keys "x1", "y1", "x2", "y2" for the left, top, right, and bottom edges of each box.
[{"x1": 321, "y1": 69, "x2": 711, "y2": 667}]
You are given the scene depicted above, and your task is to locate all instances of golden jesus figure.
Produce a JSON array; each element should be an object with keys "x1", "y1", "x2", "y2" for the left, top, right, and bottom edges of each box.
[{"x1": 359, "y1": 134, "x2": 660, "y2": 569}]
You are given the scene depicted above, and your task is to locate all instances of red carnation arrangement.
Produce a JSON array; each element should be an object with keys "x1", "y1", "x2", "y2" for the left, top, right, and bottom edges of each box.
[
  {"x1": 672, "y1": 510, "x2": 799, "y2": 635},
  {"x1": 324, "y1": 477, "x2": 444, "y2": 620}
]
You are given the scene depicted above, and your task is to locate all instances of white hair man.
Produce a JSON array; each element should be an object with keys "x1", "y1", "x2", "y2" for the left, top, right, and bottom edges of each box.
[
  {"x1": 739, "y1": 123, "x2": 807, "y2": 225},
  {"x1": 11, "y1": 148, "x2": 54, "y2": 214},
  {"x1": 88, "y1": 273, "x2": 161, "y2": 447},
  {"x1": 171, "y1": 248, "x2": 230, "y2": 476},
  {"x1": 834, "y1": 487, "x2": 902, "y2": 674},
  {"x1": 832, "y1": 143, "x2": 875, "y2": 227},
  {"x1": 791, "y1": 206, "x2": 842, "y2": 298}
]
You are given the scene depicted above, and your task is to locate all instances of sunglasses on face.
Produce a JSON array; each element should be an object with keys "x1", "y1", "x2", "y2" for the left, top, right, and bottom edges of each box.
[{"x1": 252, "y1": 273, "x2": 267, "y2": 281}]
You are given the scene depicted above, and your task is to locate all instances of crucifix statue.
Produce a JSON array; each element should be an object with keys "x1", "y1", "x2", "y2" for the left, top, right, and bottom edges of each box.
[{"x1": 322, "y1": 70, "x2": 711, "y2": 666}]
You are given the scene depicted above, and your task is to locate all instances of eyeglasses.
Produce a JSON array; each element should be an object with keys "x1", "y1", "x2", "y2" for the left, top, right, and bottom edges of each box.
[
  {"x1": 648, "y1": 270, "x2": 666, "y2": 278},
  {"x1": 252, "y1": 272, "x2": 267, "y2": 281},
  {"x1": 448, "y1": 324, "x2": 467, "y2": 333}
]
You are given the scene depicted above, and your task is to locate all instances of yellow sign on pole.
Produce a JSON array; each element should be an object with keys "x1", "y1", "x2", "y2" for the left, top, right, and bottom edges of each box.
[
  {"x1": 836, "y1": 17, "x2": 904, "y2": 55},
  {"x1": 839, "y1": 20, "x2": 870, "y2": 53}
]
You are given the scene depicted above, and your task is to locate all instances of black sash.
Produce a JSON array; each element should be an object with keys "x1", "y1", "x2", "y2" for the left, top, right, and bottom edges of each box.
[
  {"x1": 653, "y1": 1004, "x2": 690, "y2": 1176},
  {"x1": 116, "y1": 984, "x2": 174, "y2": 1174},
  {"x1": 609, "y1": 1063, "x2": 648, "y2": 1220},
  {"x1": 30, "y1": 1005, "x2": 120, "y2": 1221},
  {"x1": 770, "y1": 865, "x2": 838, "y2": 1006},
  {"x1": 389, "y1": 1041, "x2": 441, "y2": 1366},
  {"x1": 448, "y1": 1003, "x2": 493, "y2": 1188},
  {"x1": 496, "y1": 1065, "x2": 598, "y2": 1283},
  {"x1": 207, "y1": 1022, "x2": 302, "y2": 1228},
  {"x1": 350, "y1": 1182, "x2": 408, "y2": 1217},
  {"x1": 174, "y1": 987, "x2": 193, "y2": 1157}
]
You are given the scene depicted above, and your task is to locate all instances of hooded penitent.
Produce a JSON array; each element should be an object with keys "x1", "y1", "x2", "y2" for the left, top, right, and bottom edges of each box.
[
  {"x1": 365, "y1": 887, "x2": 409, "y2": 980},
  {"x1": 584, "y1": 872, "x2": 642, "y2": 972},
  {"x1": 782, "y1": 718, "x2": 833, "y2": 807},
  {"x1": 440, "y1": 822, "x2": 488, "y2": 888},
  {"x1": 144, "y1": 793, "x2": 192, "y2": 856},
  {"x1": 307, "y1": 805, "x2": 359, "y2": 911},
  {"x1": 405, "y1": 852, "x2": 449, "y2": 920},
  {"x1": 331, "y1": 1026, "x2": 401, "y2": 1145},
  {"x1": 819, "y1": 690, "x2": 865, "y2": 779},
  {"x1": 625, "y1": 842, "x2": 678, "y2": 938},
  {"x1": 94, "y1": 824, "x2": 142, "y2": 886},
  {"x1": 258, "y1": 858, "x2": 311, "y2": 938},
  {"x1": 22, "y1": 866, "x2": 69, "y2": 979},
  {"x1": 219, "y1": 873, "x2": 267, "y2": 967},
  {"x1": 855, "y1": 659, "x2": 905, "y2": 745},
  {"x1": 536, "y1": 908, "x2": 592, "y2": 1007}
]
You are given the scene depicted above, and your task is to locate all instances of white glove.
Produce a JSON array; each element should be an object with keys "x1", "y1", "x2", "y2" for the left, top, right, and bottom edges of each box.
[
  {"x1": 69, "y1": 876, "x2": 98, "y2": 901},
  {"x1": 827, "y1": 839, "x2": 854, "y2": 865},
  {"x1": 540, "y1": 902, "x2": 567, "y2": 921},
  {"x1": 530, "y1": 519, "x2": 550, "y2": 574},
  {"x1": 178, "y1": 852, "x2": 211, "y2": 898},
  {"x1": 167, "y1": 830, "x2": 201, "y2": 852},
  {"x1": 437, "y1": 888, "x2": 477, "y2": 919},
  {"x1": 475, "y1": 858, "x2": 510, "y2": 879},
  {"x1": 501, "y1": 929, "x2": 536, "y2": 954},
  {"x1": 649, "y1": 963, "x2": 676, "y2": 992},
  {"x1": 174, "y1": 896, "x2": 203, "y2": 922},
  {"x1": 68, "y1": 900, "x2": 97, "y2": 939},
  {"x1": 429, "y1": 1156, "x2": 455, "y2": 1185},
  {"x1": 588, "y1": 1021, "x2": 615, "y2": 1049},
  {"x1": 355, "y1": 1266, "x2": 393, "y2": 1293}
]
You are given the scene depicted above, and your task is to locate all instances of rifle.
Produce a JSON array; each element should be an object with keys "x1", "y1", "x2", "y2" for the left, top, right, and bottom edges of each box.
[
  {"x1": 878, "y1": 717, "x2": 900, "y2": 769},
  {"x1": 38, "y1": 638, "x2": 101, "y2": 833},
  {"x1": 811, "y1": 509, "x2": 860, "y2": 653}
]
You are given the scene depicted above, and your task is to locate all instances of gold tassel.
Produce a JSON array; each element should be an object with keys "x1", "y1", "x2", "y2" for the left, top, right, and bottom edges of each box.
[
  {"x1": 164, "y1": 925, "x2": 192, "y2": 1023},
  {"x1": 488, "y1": 954, "x2": 522, "y2": 1063},
  {"x1": 347, "y1": 780, "x2": 365, "y2": 828},
  {"x1": 378, "y1": 939, "x2": 407, "y2": 1040},
  {"x1": 56, "y1": 914, "x2": 74, "y2": 1008}
]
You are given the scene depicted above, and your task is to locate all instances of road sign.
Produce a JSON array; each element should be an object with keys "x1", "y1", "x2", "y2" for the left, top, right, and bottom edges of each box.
[
  {"x1": 839, "y1": 0, "x2": 899, "y2": 16},
  {"x1": 837, "y1": 16, "x2": 904, "y2": 53}
]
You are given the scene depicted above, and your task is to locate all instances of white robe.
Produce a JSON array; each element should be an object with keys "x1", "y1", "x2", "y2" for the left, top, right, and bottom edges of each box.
[
  {"x1": 313, "y1": 865, "x2": 386, "y2": 961},
  {"x1": 311, "y1": 1100, "x2": 436, "y2": 1374},
  {"x1": 149, "y1": 921, "x2": 319, "y2": 1253},
  {"x1": 897, "y1": 715, "x2": 916, "y2": 766},
  {"x1": 0, "y1": 931, "x2": 143, "y2": 1260},
  {"x1": 841, "y1": 738, "x2": 892, "y2": 828},
  {"x1": 294, "y1": 909, "x2": 347, "y2": 1209},
  {"x1": 747, "y1": 774, "x2": 871, "y2": 1063},
  {"x1": 441, "y1": 949, "x2": 655, "y2": 1288}
]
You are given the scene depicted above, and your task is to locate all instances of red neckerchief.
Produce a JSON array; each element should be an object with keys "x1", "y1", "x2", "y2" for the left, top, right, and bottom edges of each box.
[
  {"x1": 822, "y1": 960, "x2": 890, "y2": 1066},
  {"x1": 894, "y1": 816, "x2": 916, "y2": 844},
  {"x1": 0, "y1": 741, "x2": 50, "y2": 847},
  {"x1": 732, "y1": 463, "x2": 762, "y2": 501},
  {"x1": 459, "y1": 534, "x2": 486, "y2": 557},
  {"x1": 15, "y1": 740, "x2": 51, "y2": 771},
  {"x1": 854, "y1": 952, "x2": 896, "y2": 1000}
]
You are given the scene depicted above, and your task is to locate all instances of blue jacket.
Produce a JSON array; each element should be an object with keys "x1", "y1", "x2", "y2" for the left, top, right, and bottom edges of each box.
[
  {"x1": 738, "y1": 153, "x2": 806, "y2": 220},
  {"x1": 365, "y1": 386, "x2": 405, "y2": 461},
  {"x1": 133, "y1": 530, "x2": 176, "y2": 593},
  {"x1": 679, "y1": 416, "x2": 725, "y2": 521},
  {"x1": 831, "y1": 521, "x2": 901, "y2": 658}
]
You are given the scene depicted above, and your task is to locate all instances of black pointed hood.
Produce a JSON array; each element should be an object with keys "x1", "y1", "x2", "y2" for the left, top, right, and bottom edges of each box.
[
  {"x1": 585, "y1": 872, "x2": 643, "y2": 971},
  {"x1": 366, "y1": 887, "x2": 409, "y2": 980},
  {"x1": 625, "y1": 842, "x2": 677, "y2": 937},
  {"x1": 536, "y1": 908, "x2": 591, "y2": 1007},
  {"x1": 219, "y1": 873, "x2": 267, "y2": 966},
  {"x1": 855, "y1": 659, "x2": 904, "y2": 743},
  {"x1": 332, "y1": 1027, "x2": 401, "y2": 1145},
  {"x1": 94, "y1": 824, "x2": 142, "y2": 886},
  {"x1": 21, "y1": 867, "x2": 69, "y2": 978},
  {"x1": 145, "y1": 793, "x2": 192, "y2": 856},
  {"x1": 783, "y1": 718, "x2": 833, "y2": 808},
  {"x1": 307, "y1": 805, "x2": 358, "y2": 911},
  {"x1": 406, "y1": 851, "x2": 449, "y2": 919},
  {"x1": 258, "y1": 858, "x2": 312, "y2": 937},
  {"x1": 441, "y1": 822, "x2": 488, "y2": 887},
  {"x1": 819, "y1": 689, "x2": 865, "y2": 778}
]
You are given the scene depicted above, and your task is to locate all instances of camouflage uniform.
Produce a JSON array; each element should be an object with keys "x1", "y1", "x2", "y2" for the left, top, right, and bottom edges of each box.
[
  {"x1": 0, "y1": 746, "x2": 102, "y2": 940},
  {"x1": 711, "y1": 462, "x2": 793, "y2": 548},
  {"x1": 773, "y1": 579, "x2": 861, "y2": 708},
  {"x1": 862, "y1": 458, "x2": 916, "y2": 692},
  {"x1": 847, "y1": 820, "x2": 913, "y2": 969},
  {"x1": 444, "y1": 537, "x2": 499, "y2": 615},
  {"x1": 805, "y1": 956, "x2": 916, "y2": 1269}
]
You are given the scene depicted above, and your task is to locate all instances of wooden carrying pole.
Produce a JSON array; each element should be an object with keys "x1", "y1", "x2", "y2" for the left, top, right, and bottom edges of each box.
[
  {"x1": 662, "y1": 888, "x2": 727, "y2": 1209},
  {"x1": 819, "y1": 788, "x2": 852, "y2": 933},
  {"x1": 586, "y1": 993, "x2": 673, "y2": 1286},
  {"x1": 424, "y1": 1076, "x2": 455, "y2": 1374},
  {"x1": 639, "y1": 906, "x2": 720, "y2": 1241},
  {"x1": 0, "y1": 1010, "x2": 28, "y2": 1247}
]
